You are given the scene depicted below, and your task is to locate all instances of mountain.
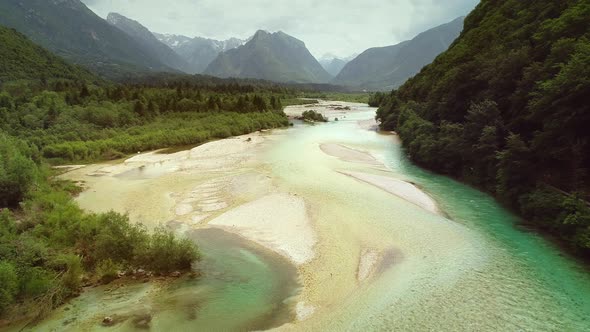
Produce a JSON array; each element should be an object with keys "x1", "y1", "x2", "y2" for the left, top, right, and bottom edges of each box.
[
  {"x1": 0, "y1": 26, "x2": 96, "y2": 83},
  {"x1": 0, "y1": 0, "x2": 173, "y2": 78},
  {"x1": 318, "y1": 54, "x2": 356, "y2": 76},
  {"x1": 106, "y1": 13, "x2": 191, "y2": 73},
  {"x1": 376, "y1": 1, "x2": 590, "y2": 255},
  {"x1": 204, "y1": 30, "x2": 332, "y2": 83},
  {"x1": 155, "y1": 33, "x2": 245, "y2": 74},
  {"x1": 334, "y1": 17, "x2": 464, "y2": 91}
]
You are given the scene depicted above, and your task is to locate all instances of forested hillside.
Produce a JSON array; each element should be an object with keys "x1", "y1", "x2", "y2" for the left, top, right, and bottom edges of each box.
[
  {"x1": 335, "y1": 17, "x2": 464, "y2": 90},
  {"x1": 375, "y1": 0, "x2": 590, "y2": 255},
  {"x1": 0, "y1": 27, "x2": 96, "y2": 83},
  {"x1": 0, "y1": 81, "x2": 289, "y2": 163},
  {"x1": 0, "y1": 26, "x2": 292, "y2": 323},
  {"x1": 0, "y1": 0, "x2": 173, "y2": 78}
]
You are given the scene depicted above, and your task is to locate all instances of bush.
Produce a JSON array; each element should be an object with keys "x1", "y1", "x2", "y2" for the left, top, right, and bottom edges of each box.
[
  {"x1": 95, "y1": 259, "x2": 120, "y2": 284},
  {"x1": 21, "y1": 267, "x2": 54, "y2": 298},
  {"x1": 139, "y1": 227, "x2": 200, "y2": 274},
  {"x1": 300, "y1": 110, "x2": 327, "y2": 122},
  {"x1": 54, "y1": 254, "x2": 82, "y2": 295},
  {"x1": 0, "y1": 261, "x2": 18, "y2": 314},
  {"x1": 0, "y1": 134, "x2": 39, "y2": 207}
]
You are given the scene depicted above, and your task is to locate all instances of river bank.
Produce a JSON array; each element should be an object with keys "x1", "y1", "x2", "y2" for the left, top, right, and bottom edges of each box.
[{"x1": 21, "y1": 100, "x2": 590, "y2": 331}]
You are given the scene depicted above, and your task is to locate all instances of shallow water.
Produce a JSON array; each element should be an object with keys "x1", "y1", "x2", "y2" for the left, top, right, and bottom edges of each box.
[
  {"x1": 265, "y1": 105, "x2": 590, "y2": 331},
  {"x1": 15, "y1": 102, "x2": 590, "y2": 331},
  {"x1": 11, "y1": 229, "x2": 298, "y2": 332}
]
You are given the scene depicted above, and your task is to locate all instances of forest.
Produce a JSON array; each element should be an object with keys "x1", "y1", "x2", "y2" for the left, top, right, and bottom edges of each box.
[
  {"x1": 375, "y1": 0, "x2": 590, "y2": 256},
  {"x1": 0, "y1": 24, "x2": 303, "y2": 321},
  {"x1": 0, "y1": 80, "x2": 289, "y2": 163},
  {"x1": 0, "y1": 76, "x2": 296, "y2": 319}
]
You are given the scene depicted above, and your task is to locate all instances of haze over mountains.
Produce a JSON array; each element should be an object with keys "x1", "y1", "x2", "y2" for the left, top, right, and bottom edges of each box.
[
  {"x1": 0, "y1": 0, "x2": 174, "y2": 78},
  {"x1": 318, "y1": 54, "x2": 357, "y2": 76},
  {"x1": 154, "y1": 33, "x2": 246, "y2": 74},
  {"x1": 106, "y1": 13, "x2": 192, "y2": 73},
  {"x1": 204, "y1": 30, "x2": 332, "y2": 84},
  {"x1": 334, "y1": 17, "x2": 465, "y2": 90},
  {"x1": 0, "y1": 0, "x2": 464, "y2": 88}
]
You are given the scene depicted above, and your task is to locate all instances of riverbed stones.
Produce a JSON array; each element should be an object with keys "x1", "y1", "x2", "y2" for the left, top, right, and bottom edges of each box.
[{"x1": 102, "y1": 316, "x2": 114, "y2": 326}]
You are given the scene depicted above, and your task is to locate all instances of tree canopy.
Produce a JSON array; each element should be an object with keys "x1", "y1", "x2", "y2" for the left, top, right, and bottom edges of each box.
[{"x1": 375, "y1": 0, "x2": 590, "y2": 256}]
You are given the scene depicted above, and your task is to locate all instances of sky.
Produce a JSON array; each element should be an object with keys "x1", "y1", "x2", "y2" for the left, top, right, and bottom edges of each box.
[{"x1": 81, "y1": 0, "x2": 479, "y2": 58}]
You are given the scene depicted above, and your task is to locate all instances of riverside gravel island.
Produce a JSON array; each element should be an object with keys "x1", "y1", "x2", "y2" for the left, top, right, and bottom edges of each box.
[{"x1": 17, "y1": 101, "x2": 586, "y2": 331}]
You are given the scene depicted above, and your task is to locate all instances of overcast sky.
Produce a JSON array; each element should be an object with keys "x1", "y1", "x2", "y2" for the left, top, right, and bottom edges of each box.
[{"x1": 81, "y1": 0, "x2": 479, "y2": 58}]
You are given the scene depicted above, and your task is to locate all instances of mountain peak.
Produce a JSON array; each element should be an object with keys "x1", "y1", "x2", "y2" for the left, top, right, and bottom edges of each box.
[
  {"x1": 106, "y1": 12, "x2": 191, "y2": 73},
  {"x1": 333, "y1": 16, "x2": 464, "y2": 90},
  {"x1": 253, "y1": 29, "x2": 270, "y2": 37},
  {"x1": 106, "y1": 12, "x2": 128, "y2": 24},
  {"x1": 204, "y1": 30, "x2": 331, "y2": 83}
]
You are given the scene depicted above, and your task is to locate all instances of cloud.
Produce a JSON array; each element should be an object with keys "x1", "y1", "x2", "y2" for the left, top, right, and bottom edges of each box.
[{"x1": 81, "y1": 0, "x2": 479, "y2": 58}]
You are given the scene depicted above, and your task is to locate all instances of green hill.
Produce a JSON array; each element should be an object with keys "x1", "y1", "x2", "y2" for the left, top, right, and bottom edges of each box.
[
  {"x1": 0, "y1": 26, "x2": 95, "y2": 83},
  {"x1": 376, "y1": 0, "x2": 590, "y2": 255},
  {"x1": 0, "y1": 0, "x2": 172, "y2": 79},
  {"x1": 334, "y1": 17, "x2": 464, "y2": 91}
]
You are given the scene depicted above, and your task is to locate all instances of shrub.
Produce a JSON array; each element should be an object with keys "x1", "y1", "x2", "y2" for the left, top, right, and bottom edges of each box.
[
  {"x1": 95, "y1": 259, "x2": 119, "y2": 284},
  {"x1": 0, "y1": 261, "x2": 18, "y2": 314}
]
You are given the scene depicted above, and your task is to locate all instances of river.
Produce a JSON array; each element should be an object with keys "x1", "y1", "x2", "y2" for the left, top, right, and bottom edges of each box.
[{"x1": 19, "y1": 101, "x2": 590, "y2": 331}]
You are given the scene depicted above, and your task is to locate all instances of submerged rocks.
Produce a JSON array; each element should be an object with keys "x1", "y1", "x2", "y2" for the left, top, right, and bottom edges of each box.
[
  {"x1": 132, "y1": 314, "x2": 152, "y2": 329},
  {"x1": 102, "y1": 316, "x2": 114, "y2": 326}
]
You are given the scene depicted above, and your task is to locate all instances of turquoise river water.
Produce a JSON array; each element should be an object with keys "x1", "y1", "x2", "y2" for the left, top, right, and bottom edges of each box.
[{"x1": 9, "y1": 102, "x2": 590, "y2": 331}]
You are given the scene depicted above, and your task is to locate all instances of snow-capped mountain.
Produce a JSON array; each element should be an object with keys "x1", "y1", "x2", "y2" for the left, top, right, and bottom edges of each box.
[{"x1": 154, "y1": 33, "x2": 246, "y2": 73}]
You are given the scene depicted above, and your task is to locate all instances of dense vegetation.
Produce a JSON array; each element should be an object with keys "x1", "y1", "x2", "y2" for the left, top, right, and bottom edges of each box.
[
  {"x1": 0, "y1": 78, "x2": 290, "y2": 322},
  {"x1": 376, "y1": 0, "x2": 590, "y2": 256},
  {"x1": 0, "y1": 133, "x2": 200, "y2": 320},
  {"x1": 0, "y1": 22, "x2": 296, "y2": 323},
  {"x1": 300, "y1": 110, "x2": 328, "y2": 123},
  {"x1": 0, "y1": 0, "x2": 173, "y2": 79},
  {"x1": 0, "y1": 80, "x2": 289, "y2": 163},
  {"x1": 0, "y1": 27, "x2": 97, "y2": 83}
]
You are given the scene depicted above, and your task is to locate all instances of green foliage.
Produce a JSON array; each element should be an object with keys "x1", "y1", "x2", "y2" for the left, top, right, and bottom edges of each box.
[
  {"x1": 0, "y1": 96, "x2": 212, "y2": 317},
  {"x1": 0, "y1": 260, "x2": 18, "y2": 314},
  {"x1": 282, "y1": 98, "x2": 319, "y2": 106},
  {"x1": 368, "y1": 92, "x2": 387, "y2": 107},
  {"x1": 0, "y1": 133, "x2": 40, "y2": 206},
  {"x1": 95, "y1": 259, "x2": 120, "y2": 284},
  {"x1": 137, "y1": 227, "x2": 200, "y2": 274},
  {"x1": 375, "y1": 0, "x2": 590, "y2": 256},
  {"x1": 0, "y1": 81, "x2": 290, "y2": 163},
  {"x1": 0, "y1": 26, "x2": 96, "y2": 83},
  {"x1": 520, "y1": 187, "x2": 590, "y2": 252},
  {"x1": 300, "y1": 110, "x2": 328, "y2": 123},
  {"x1": 55, "y1": 254, "x2": 82, "y2": 295},
  {"x1": 0, "y1": 181, "x2": 202, "y2": 316}
]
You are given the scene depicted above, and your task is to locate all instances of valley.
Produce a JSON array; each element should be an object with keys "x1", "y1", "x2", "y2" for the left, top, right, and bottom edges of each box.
[
  {"x1": 0, "y1": 0, "x2": 588, "y2": 331},
  {"x1": 7, "y1": 101, "x2": 589, "y2": 331}
]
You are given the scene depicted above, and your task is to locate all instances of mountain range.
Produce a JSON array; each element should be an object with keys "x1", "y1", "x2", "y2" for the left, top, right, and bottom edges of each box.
[
  {"x1": 0, "y1": 0, "x2": 464, "y2": 88},
  {"x1": 204, "y1": 30, "x2": 332, "y2": 84},
  {"x1": 106, "y1": 13, "x2": 191, "y2": 73},
  {"x1": 155, "y1": 33, "x2": 246, "y2": 74},
  {"x1": 334, "y1": 17, "x2": 465, "y2": 90},
  {"x1": 0, "y1": 0, "x2": 175, "y2": 78},
  {"x1": 318, "y1": 54, "x2": 357, "y2": 76}
]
